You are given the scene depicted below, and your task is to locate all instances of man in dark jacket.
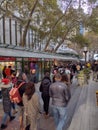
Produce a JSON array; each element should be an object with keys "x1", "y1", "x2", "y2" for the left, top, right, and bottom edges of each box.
[{"x1": 39, "y1": 72, "x2": 51, "y2": 118}]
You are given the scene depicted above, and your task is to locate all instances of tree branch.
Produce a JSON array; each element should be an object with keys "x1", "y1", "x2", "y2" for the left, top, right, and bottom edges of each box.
[
  {"x1": 21, "y1": 0, "x2": 39, "y2": 47},
  {"x1": 44, "y1": 0, "x2": 73, "y2": 51}
]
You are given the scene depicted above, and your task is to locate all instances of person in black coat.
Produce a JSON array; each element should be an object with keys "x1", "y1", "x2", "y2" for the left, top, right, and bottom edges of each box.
[{"x1": 39, "y1": 72, "x2": 51, "y2": 118}]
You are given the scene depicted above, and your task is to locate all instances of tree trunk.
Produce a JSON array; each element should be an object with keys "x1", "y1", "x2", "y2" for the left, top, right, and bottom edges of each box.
[{"x1": 21, "y1": 0, "x2": 38, "y2": 47}]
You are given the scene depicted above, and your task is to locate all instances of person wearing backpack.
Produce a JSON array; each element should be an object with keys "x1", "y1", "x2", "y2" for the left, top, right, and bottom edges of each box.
[
  {"x1": 16, "y1": 72, "x2": 28, "y2": 130},
  {"x1": 39, "y1": 72, "x2": 51, "y2": 119}
]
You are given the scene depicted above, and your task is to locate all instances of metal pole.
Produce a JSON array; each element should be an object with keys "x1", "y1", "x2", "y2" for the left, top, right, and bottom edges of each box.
[
  {"x1": 84, "y1": 47, "x2": 88, "y2": 63},
  {"x1": 84, "y1": 51, "x2": 87, "y2": 63}
]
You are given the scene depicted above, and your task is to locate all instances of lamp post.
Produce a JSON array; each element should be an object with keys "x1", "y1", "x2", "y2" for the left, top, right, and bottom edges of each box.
[{"x1": 83, "y1": 47, "x2": 88, "y2": 63}]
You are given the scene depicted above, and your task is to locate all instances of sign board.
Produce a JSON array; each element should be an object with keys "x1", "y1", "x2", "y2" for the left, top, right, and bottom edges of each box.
[{"x1": 0, "y1": 57, "x2": 16, "y2": 61}]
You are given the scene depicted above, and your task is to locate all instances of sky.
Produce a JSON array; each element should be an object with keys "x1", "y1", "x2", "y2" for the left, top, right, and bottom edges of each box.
[{"x1": 57, "y1": 0, "x2": 98, "y2": 15}]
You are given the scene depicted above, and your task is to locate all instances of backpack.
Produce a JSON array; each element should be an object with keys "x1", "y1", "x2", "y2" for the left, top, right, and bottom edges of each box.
[{"x1": 9, "y1": 82, "x2": 25, "y2": 103}]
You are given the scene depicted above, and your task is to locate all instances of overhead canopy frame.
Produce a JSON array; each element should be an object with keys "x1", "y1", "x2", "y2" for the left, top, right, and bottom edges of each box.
[{"x1": 0, "y1": 47, "x2": 79, "y2": 61}]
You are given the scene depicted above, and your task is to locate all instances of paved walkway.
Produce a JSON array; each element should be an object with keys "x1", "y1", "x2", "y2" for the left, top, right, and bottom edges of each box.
[
  {"x1": 0, "y1": 77, "x2": 78, "y2": 130},
  {"x1": 67, "y1": 79, "x2": 98, "y2": 130},
  {"x1": 0, "y1": 76, "x2": 98, "y2": 130}
]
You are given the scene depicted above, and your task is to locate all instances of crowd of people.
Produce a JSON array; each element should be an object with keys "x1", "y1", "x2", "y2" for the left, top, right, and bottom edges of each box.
[
  {"x1": 0, "y1": 63, "x2": 74, "y2": 130},
  {"x1": 0, "y1": 65, "x2": 39, "y2": 130},
  {"x1": 0, "y1": 61, "x2": 97, "y2": 130}
]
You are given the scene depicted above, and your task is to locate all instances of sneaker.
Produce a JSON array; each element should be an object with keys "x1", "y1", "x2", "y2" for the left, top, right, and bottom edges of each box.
[
  {"x1": 1, "y1": 124, "x2": 7, "y2": 129},
  {"x1": 10, "y1": 116, "x2": 15, "y2": 121}
]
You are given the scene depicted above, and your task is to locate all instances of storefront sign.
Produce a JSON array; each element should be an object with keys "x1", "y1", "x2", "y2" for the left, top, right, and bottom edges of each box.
[
  {"x1": 0, "y1": 57, "x2": 16, "y2": 61},
  {"x1": 28, "y1": 58, "x2": 38, "y2": 61}
]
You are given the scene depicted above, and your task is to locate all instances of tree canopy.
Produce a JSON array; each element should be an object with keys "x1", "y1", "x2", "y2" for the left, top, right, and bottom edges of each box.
[{"x1": 0, "y1": 0, "x2": 98, "y2": 52}]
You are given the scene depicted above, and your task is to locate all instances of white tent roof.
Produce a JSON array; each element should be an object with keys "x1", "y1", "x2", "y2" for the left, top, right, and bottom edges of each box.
[
  {"x1": 57, "y1": 47, "x2": 78, "y2": 55},
  {"x1": 0, "y1": 47, "x2": 79, "y2": 61}
]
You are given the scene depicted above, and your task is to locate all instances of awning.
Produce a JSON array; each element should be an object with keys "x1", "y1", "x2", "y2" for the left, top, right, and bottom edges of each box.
[{"x1": 0, "y1": 47, "x2": 79, "y2": 61}]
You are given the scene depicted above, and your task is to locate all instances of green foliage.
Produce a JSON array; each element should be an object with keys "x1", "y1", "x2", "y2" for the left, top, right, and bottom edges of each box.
[
  {"x1": 71, "y1": 34, "x2": 90, "y2": 48},
  {"x1": 83, "y1": 67, "x2": 90, "y2": 79},
  {"x1": 0, "y1": 0, "x2": 98, "y2": 51},
  {"x1": 85, "y1": 7, "x2": 98, "y2": 33},
  {"x1": 88, "y1": 0, "x2": 97, "y2": 2}
]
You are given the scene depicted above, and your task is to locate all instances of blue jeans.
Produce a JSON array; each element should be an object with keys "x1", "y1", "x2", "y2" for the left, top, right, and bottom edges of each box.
[
  {"x1": 1, "y1": 112, "x2": 12, "y2": 124},
  {"x1": 52, "y1": 105, "x2": 67, "y2": 130}
]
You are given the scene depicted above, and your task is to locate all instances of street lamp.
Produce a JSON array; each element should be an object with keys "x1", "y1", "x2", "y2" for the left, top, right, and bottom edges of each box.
[{"x1": 83, "y1": 46, "x2": 88, "y2": 63}]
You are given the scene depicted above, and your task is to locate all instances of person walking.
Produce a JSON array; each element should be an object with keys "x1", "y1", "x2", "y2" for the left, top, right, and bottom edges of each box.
[
  {"x1": 39, "y1": 72, "x2": 51, "y2": 118},
  {"x1": 16, "y1": 72, "x2": 28, "y2": 130},
  {"x1": 11, "y1": 72, "x2": 18, "y2": 115},
  {"x1": 29, "y1": 69, "x2": 37, "y2": 83},
  {"x1": 65, "y1": 66, "x2": 71, "y2": 85},
  {"x1": 22, "y1": 82, "x2": 40, "y2": 130},
  {"x1": 49, "y1": 73, "x2": 70, "y2": 130},
  {"x1": 61, "y1": 74, "x2": 71, "y2": 100},
  {"x1": 0, "y1": 77, "x2": 15, "y2": 129}
]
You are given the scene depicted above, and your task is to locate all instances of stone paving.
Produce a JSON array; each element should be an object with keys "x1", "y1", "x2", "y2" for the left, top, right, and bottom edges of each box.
[
  {"x1": 0, "y1": 77, "x2": 82, "y2": 130},
  {"x1": 0, "y1": 100, "x2": 55, "y2": 130},
  {"x1": 0, "y1": 82, "x2": 56, "y2": 130},
  {"x1": 67, "y1": 79, "x2": 98, "y2": 130}
]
